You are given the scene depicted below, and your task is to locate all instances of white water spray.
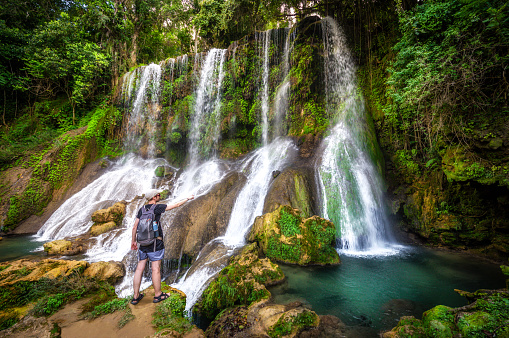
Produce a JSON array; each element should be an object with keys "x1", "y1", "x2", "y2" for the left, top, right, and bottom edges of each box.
[
  {"x1": 124, "y1": 63, "x2": 162, "y2": 156},
  {"x1": 317, "y1": 17, "x2": 398, "y2": 256},
  {"x1": 173, "y1": 139, "x2": 298, "y2": 312}
]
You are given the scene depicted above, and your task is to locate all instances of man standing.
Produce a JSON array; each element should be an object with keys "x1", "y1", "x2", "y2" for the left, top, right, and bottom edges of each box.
[{"x1": 130, "y1": 192, "x2": 194, "y2": 304}]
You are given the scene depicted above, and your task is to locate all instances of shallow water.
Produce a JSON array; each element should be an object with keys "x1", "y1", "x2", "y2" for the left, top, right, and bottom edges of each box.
[
  {"x1": 269, "y1": 246, "x2": 506, "y2": 335},
  {"x1": 0, "y1": 236, "x2": 44, "y2": 262}
]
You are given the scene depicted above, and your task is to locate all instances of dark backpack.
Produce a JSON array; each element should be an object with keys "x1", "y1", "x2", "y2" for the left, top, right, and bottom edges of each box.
[{"x1": 136, "y1": 204, "x2": 159, "y2": 248}]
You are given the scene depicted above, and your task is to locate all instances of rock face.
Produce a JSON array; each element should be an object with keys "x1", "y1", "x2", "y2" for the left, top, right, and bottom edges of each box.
[
  {"x1": 249, "y1": 205, "x2": 340, "y2": 266},
  {"x1": 83, "y1": 261, "x2": 125, "y2": 283},
  {"x1": 195, "y1": 242, "x2": 285, "y2": 319},
  {"x1": 263, "y1": 167, "x2": 317, "y2": 218},
  {"x1": 163, "y1": 171, "x2": 246, "y2": 260}
]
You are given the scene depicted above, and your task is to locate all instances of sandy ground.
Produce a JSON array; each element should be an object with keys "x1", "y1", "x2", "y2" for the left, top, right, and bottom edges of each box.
[{"x1": 50, "y1": 289, "x2": 158, "y2": 338}]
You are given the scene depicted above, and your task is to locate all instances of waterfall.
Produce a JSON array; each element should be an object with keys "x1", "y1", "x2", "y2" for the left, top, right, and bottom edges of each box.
[
  {"x1": 36, "y1": 155, "x2": 163, "y2": 241},
  {"x1": 272, "y1": 28, "x2": 293, "y2": 139},
  {"x1": 188, "y1": 49, "x2": 227, "y2": 165},
  {"x1": 260, "y1": 31, "x2": 271, "y2": 146},
  {"x1": 173, "y1": 139, "x2": 298, "y2": 312},
  {"x1": 317, "y1": 17, "x2": 398, "y2": 255},
  {"x1": 124, "y1": 63, "x2": 162, "y2": 156}
]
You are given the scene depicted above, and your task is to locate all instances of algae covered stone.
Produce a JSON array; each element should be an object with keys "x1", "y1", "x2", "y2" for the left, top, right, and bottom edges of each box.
[
  {"x1": 90, "y1": 202, "x2": 126, "y2": 237},
  {"x1": 43, "y1": 239, "x2": 72, "y2": 255},
  {"x1": 83, "y1": 261, "x2": 125, "y2": 283},
  {"x1": 195, "y1": 242, "x2": 284, "y2": 319},
  {"x1": 249, "y1": 205, "x2": 340, "y2": 265}
]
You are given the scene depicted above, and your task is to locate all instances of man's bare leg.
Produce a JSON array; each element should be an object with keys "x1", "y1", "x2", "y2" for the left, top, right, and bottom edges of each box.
[
  {"x1": 133, "y1": 259, "x2": 147, "y2": 299},
  {"x1": 152, "y1": 260, "x2": 162, "y2": 298}
]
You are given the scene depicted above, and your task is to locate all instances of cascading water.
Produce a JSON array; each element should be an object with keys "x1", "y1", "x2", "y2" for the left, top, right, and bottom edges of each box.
[
  {"x1": 171, "y1": 30, "x2": 298, "y2": 312},
  {"x1": 317, "y1": 17, "x2": 398, "y2": 255},
  {"x1": 272, "y1": 28, "x2": 293, "y2": 139},
  {"x1": 188, "y1": 49, "x2": 227, "y2": 166},
  {"x1": 259, "y1": 31, "x2": 271, "y2": 145},
  {"x1": 124, "y1": 63, "x2": 162, "y2": 157},
  {"x1": 173, "y1": 139, "x2": 298, "y2": 312}
]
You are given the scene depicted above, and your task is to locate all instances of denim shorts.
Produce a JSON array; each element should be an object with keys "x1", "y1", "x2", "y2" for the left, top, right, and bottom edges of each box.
[{"x1": 138, "y1": 248, "x2": 165, "y2": 261}]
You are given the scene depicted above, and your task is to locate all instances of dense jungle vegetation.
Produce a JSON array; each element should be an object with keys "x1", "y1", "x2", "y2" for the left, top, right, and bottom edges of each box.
[{"x1": 1, "y1": 0, "x2": 508, "y2": 255}]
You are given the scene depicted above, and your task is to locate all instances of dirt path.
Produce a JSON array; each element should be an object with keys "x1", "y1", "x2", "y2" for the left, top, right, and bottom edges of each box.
[{"x1": 50, "y1": 289, "x2": 158, "y2": 338}]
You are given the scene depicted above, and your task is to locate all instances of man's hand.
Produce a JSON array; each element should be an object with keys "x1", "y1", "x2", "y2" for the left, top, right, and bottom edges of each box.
[
  {"x1": 131, "y1": 241, "x2": 138, "y2": 250},
  {"x1": 187, "y1": 195, "x2": 195, "y2": 201}
]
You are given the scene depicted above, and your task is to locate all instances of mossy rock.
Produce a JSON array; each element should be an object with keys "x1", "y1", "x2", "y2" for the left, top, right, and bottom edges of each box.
[
  {"x1": 43, "y1": 240, "x2": 72, "y2": 255},
  {"x1": 154, "y1": 165, "x2": 175, "y2": 178},
  {"x1": 457, "y1": 311, "x2": 497, "y2": 337},
  {"x1": 90, "y1": 202, "x2": 126, "y2": 225},
  {"x1": 267, "y1": 309, "x2": 319, "y2": 338},
  {"x1": 249, "y1": 205, "x2": 340, "y2": 266},
  {"x1": 381, "y1": 316, "x2": 426, "y2": 338},
  {"x1": 194, "y1": 242, "x2": 284, "y2": 319},
  {"x1": 83, "y1": 261, "x2": 125, "y2": 283},
  {"x1": 90, "y1": 221, "x2": 117, "y2": 237},
  {"x1": 421, "y1": 305, "x2": 455, "y2": 337}
]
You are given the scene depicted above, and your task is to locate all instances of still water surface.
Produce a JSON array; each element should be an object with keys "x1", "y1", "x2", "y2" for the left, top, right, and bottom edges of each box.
[
  {"x1": 0, "y1": 236, "x2": 43, "y2": 262},
  {"x1": 269, "y1": 246, "x2": 506, "y2": 335}
]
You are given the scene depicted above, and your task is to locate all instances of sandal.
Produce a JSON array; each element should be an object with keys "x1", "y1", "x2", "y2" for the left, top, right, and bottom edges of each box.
[
  {"x1": 130, "y1": 293, "x2": 144, "y2": 305},
  {"x1": 153, "y1": 292, "x2": 169, "y2": 303}
]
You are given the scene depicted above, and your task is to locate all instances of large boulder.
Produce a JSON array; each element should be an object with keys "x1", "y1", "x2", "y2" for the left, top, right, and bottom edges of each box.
[
  {"x1": 43, "y1": 239, "x2": 72, "y2": 255},
  {"x1": 205, "y1": 299, "x2": 322, "y2": 337},
  {"x1": 249, "y1": 205, "x2": 340, "y2": 266},
  {"x1": 194, "y1": 242, "x2": 285, "y2": 320},
  {"x1": 263, "y1": 167, "x2": 317, "y2": 218},
  {"x1": 43, "y1": 237, "x2": 87, "y2": 256},
  {"x1": 91, "y1": 202, "x2": 126, "y2": 224},
  {"x1": 83, "y1": 261, "x2": 125, "y2": 283},
  {"x1": 163, "y1": 171, "x2": 246, "y2": 260},
  {"x1": 90, "y1": 221, "x2": 117, "y2": 237},
  {"x1": 90, "y1": 202, "x2": 126, "y2": 237}
]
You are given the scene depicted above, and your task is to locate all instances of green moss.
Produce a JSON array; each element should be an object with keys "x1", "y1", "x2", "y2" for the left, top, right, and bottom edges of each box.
[
  {"x1": 267, "y1": 310, "x2": 318, "y2": 338},
  {"x1": 196, "y1": 243, "x2": 282, "y2": 319},
  {"x1": 152, "y1": 292, "x2": 192, "y2": 334}
]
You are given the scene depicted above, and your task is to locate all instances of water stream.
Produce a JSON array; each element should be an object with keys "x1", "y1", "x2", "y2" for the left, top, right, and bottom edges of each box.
[{"x1": 317, "y1": 17, "x2": 397, "y2": 254}]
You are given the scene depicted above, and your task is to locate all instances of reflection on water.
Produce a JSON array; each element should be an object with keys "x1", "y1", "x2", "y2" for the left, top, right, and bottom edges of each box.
[
  {"x1": 0, "y1": 236, "x2": 44, "y2": 262},
  {"x1": 269, "y1": 246, "x2": 506, "y2": 335}
]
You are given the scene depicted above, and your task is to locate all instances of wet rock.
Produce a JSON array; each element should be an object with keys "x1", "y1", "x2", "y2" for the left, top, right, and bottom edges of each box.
[
  {"x1": 83, "y1": 261, "x2": 125, "y2": 283},
  {"x1": 91, "y1": 202, "x2": 126, "y2": 224},
  {"x1": 263, "y1": 167, "x2": 316, "y2": 218},
  {"x1": 89, "y1": 202, "x2": 126, "y2": 238},
  {"x1": 164, "y1": 171, "x2": 246, "y2": 260},
  {"x1": 43, "y1": 237, "x2": 87, "y2": 256},
  {"x1": 90, "y1": 221, "x2": 117, "y2": 237},
  {"x1": 195, "y1": 242, "x2": 284, "y2": 319},
  {"x1": 155, "y1": 165, "x2": 175, "y2": 178},
  {"x1": 43, "y1": 239, "x2": 72, "y2": 255},
  {"x1": 249, "y1": 205, "x2": 340, "y2": 266},
  {"x1": 382, "y1": 288, "x2": 509, "y2": 338}
]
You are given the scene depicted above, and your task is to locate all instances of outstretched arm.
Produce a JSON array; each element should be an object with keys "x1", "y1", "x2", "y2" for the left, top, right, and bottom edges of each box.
[
  {"x1": 165, "y1": 195, "x2": 195, "y2": 211},
  {"x1": 131, "y1": 218, "x2": 140, "y2": 250}
]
